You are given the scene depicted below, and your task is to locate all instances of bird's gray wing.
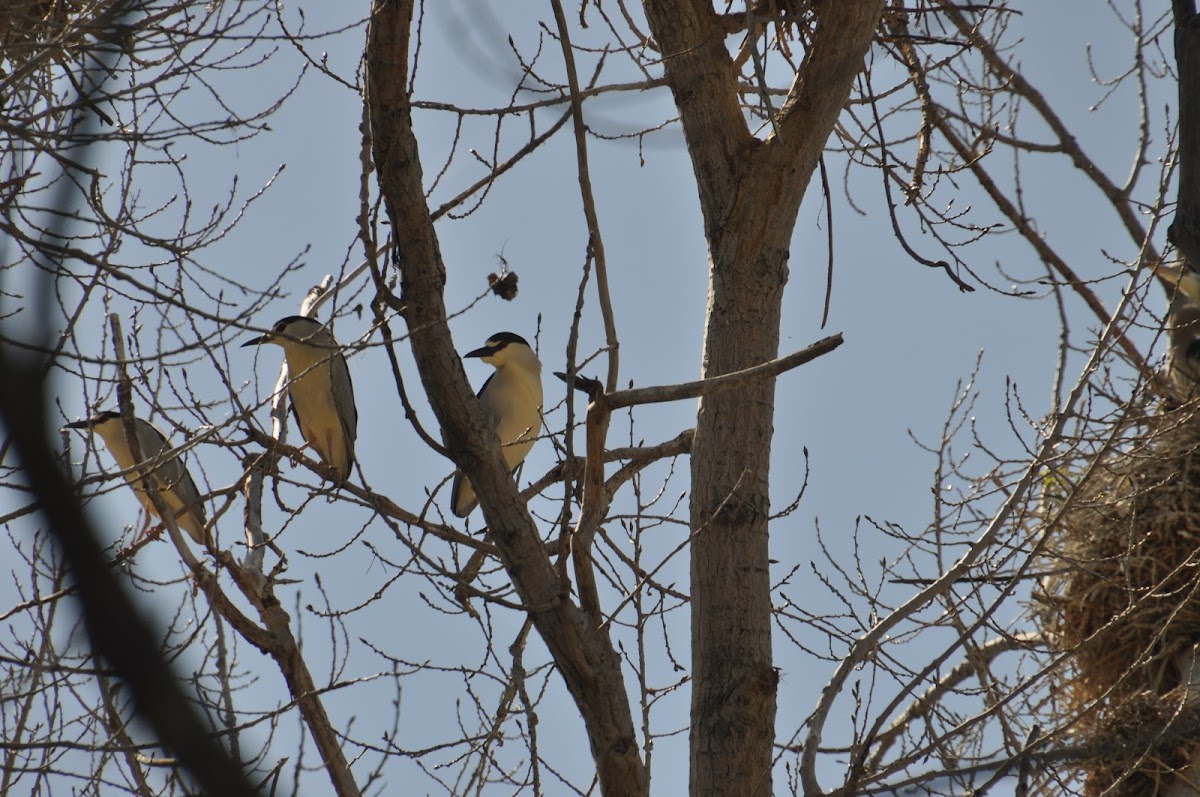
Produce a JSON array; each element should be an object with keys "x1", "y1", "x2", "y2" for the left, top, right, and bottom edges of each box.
[
  {"x1": 332, "y1": 348, "x2": 357, "y2": 463},
  {"x1": 450, "y1": 470, "x2": 475, "y2": 518},
  {"x1": 476, "y1": 373, "x2": 527, "y2": 475},
  {"x1": 288, "y1": 398, "x2": 303, "y2": 440},
  {"x1": 450, "y1": 372, "x2": 501, "y2": 517},
  {"x1": 475, "y1": 372, "x2": 502, "y2": 430},
  {"x1": 476, "y1": 372, "x2": 495, "y2": 401},
  {"x1": 136, "y1": 419, "x2": 206, "y2": 523}
]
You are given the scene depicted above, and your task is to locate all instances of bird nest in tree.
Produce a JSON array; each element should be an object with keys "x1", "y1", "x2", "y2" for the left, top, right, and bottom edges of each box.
[
  {"x1": 0, "y1": 0, "x2": 109, "y2": 68},
  {"x1": 1037, "y1": 401, "x2": 1200, "y2": 795},
  {"x1": 1078, "y1": 690, "x2": 1193, "y2": 797}
]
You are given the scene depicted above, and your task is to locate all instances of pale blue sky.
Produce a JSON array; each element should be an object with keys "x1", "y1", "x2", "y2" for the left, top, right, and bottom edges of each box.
[{"x1": 4, "y1": 2, "x2": 1176, "y2": 794}]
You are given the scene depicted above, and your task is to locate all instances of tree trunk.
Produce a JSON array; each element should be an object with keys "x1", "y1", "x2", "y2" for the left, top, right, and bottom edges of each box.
[
  {"x1": 1169, "y1": 5, "x2": 1200, "y2": 389},
  {"x1": 640, "y1": 2, "x2": 883, "y2": 793},
  {"x1": 689, "y1": 235, "x2": 786, "y2": 795},
  {"x1": 1171, "y1": 2, "x2": 1200, "y2": 268},
  {"x1": 365, "y1": 2, "x2": 647, "y2": 793}
]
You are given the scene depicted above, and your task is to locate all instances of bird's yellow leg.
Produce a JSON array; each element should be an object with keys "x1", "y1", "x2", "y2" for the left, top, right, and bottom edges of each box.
[{"x1": 290, "y1": 439, "x2": 312, "y2": 467}]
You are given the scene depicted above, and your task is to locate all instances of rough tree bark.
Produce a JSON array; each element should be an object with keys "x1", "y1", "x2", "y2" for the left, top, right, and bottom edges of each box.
[
  {"x1": 364, "y1": 2, "x2": 648, "y2": 794},
  {"x1": 1161, "y1": 4, "x2": 1200, "y2": 796},
  {"x1": 639, "y1": 2, "x2": 884, "y2": 794},
  {"x1": 1172, "y1": 0, "x2": 1200, "y2": 269}
]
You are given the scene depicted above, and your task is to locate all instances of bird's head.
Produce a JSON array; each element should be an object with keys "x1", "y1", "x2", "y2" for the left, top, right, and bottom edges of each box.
[
  {"x1": 465, "y1": 332, "x2": 537, "y2": 369},
  {"x1": 242, "y1": 316, "x2": 326, "y2": 350},
  {"x1": 63, "y1": 409, "x2": 123, "y2": 434},
  {"x1": 62, "y1": 410, "x2": 145, "y2": 454}
]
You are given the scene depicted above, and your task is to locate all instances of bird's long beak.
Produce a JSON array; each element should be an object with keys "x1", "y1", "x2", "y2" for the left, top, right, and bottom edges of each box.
[
  {"x1": 464, "y1": 345, "x2": 491, "y2": 359},
  {"x1": 63, "y1": 419, "x2": 92, "y2": 430},
  {"x1": 241, "y1": 335, "x2": 270, "y2": 348}
]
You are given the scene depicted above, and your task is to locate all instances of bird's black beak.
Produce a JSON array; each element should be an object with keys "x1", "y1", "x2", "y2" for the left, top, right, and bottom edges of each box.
[
  {"x1": 464, "y1": 345, "x2": 491, "y2": 359},
  {"x1": 241, "y1": 335, "x2": 269, "y2": 348},
  {"x1": 63, "y1": 419, "x2": 91, "y2": 430}
]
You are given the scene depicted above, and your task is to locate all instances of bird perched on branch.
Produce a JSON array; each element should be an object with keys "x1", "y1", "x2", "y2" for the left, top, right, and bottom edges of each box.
[
  {"x1": 452, "y1": 332, "x2": 543, "y2": 518},
  {"x1": 243, "y1": 316, "x2": 358, "y2": 481},
  {"x1": 1154, "y1": 260, "x2": 1200, "y2": 392},
  {"x1": 64, "y1": 410, "x2": 209, "y2": 545}
]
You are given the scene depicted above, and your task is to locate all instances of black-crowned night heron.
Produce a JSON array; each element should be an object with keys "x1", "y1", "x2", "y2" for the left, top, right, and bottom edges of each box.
[
  {"x1": 243, "y1": 315, "x2": 358, "y2": 481},
  {"x1": 452, "y1": 332, "x2": 543, "y2": 518},
  {"x1": 1156, "y1": 261, "x2": 1200, "y2": 306},
  {"x1": 1156, "y1": 261, "x2": 1200, "y2": 391},
  {"x1": 64, "y1": 410, "x2": 209, "y2": 545}
]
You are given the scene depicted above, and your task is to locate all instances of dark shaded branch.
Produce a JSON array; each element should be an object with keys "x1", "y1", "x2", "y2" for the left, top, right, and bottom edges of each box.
[
  {"x1": 365, "y1": 2, "x2": 647, "y2": 792},
  {"x1": 557, "y1": 333, "x2": 844, "y2": 410},
  {"x1": 0, "y1": 6, "x2": 261, "y2": 790}
]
